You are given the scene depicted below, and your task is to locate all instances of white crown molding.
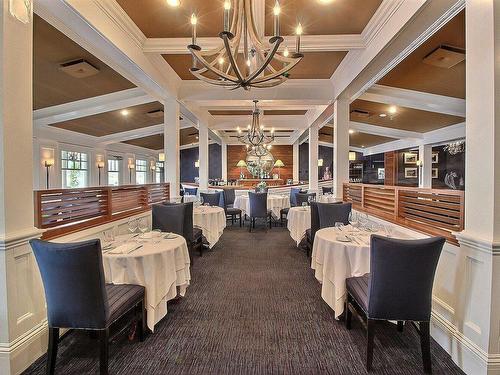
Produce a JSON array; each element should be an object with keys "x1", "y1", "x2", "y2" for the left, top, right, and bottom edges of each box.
[
  {"x1": 361, "y1": 0, "x2": 406, "y2": 45},
  {"x1": 349, "y1": 121, "x2": 423, "y2": 140},
  {"x1": 33, "y1": 88, "x2": 155, "y2": 126},
  {"x1": 455, "y1": 231, "x2": 500, "y2": 255},
  {"x1": 0, "y1": 228, "x2": 44, "y2": 252},
  {"x1": 360, "y1": 84, "x2": 466, "y2": 117}
]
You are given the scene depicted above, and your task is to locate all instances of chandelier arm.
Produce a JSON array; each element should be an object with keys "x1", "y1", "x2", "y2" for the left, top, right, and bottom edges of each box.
[
  {"x1": 189, "y1": 48, "x2": 241, "y2": 83},
  {"x1": 244, "y1": 0, "x2": 268, "y2": 51},
  {"x1": 254, "y1": 48, "x2": 279, "y2": 74},
  {"x1": 244, "y1": 38, "x2": 283, "y2": 83},
  {"x1": 250, "y1": 78, "x2": 288, "y2": 88},
  {"x1": 189, "y1": 71, "x2": 240, "y2": 87},
  {"x1": 250, "y1": 57, "x2": 303, "y2": 84},
  {"x1": 222, "y1": 34, "x2": 245, "y2": 82}
]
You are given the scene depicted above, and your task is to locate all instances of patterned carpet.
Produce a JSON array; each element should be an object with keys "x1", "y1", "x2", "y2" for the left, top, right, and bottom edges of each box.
[{"x1": 24, "y1": 225, "x2": 464, "y2": 375}]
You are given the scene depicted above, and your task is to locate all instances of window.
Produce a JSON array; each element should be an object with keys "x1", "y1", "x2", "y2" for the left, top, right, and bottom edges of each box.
[
  {"x1": 155, "y1": 161, "x2": 164, "y2": 183},
  {"x1": 136, "y1": 159, "x2": 147, "y2": 184},
  {"x1": 61, "y1": 151, "x2": 88, "y2": 188},
  {"x1": 107, "y1": 159, "x2": 121, "y2": 186}
]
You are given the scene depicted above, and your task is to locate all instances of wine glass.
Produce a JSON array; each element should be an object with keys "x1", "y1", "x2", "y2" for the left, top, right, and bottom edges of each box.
[
  {"x1": 334, "y1": 222, "x2": 344, "y2": 231},
  {"x1": 152, "y1": 229, "x2": 162, "y2": 244},
  {"x1": 348, "y1": 211, "x2": 358, "y2": 229},
  {"x1": 370, "y1": 222, "x2": 380, "y2": 232},
  {"x1": 359, "y1": 212, "x2": 369, "y2": 229},
  {"x1": 138, "y1": 218, "x2": 149, "y2": 234},
  {"x1": 384, "y1": 224, "x2": 394, "y2": 238},
  {"x1": 102, "y1": 229, "x2": 115, "y2": 248},
  {"x1": 302, "y1": 201, "x2": 308, "y2": 209},
  {"x1": 128, "y1": 218, "x2": 138, "y2": 235}
]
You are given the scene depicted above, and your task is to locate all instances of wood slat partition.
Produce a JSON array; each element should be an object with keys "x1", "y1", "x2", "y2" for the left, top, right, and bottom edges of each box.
[
  {"x1": 34, "y1": 183, "x2": 170, "y2": 239},
  {"x1": 343, "y1": 183, "x2": 464, "y2": 244}
]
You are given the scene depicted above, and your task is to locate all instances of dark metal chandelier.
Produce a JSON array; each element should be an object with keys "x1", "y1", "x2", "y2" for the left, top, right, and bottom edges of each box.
[
  {"x1": 237, "y1": 100, "x2": 274, "y2": 152},
  {"x1": 187, "y1": 0, "x2": 303, "y2": 90}
]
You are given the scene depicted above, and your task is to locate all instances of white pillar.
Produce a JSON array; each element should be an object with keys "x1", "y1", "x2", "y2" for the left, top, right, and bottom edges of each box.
[
  {"x1": 418, "y1": 144, "x2": 432, "y2": 188},
  {"x1": 221, "y1": 141, "x2": 227, "y2": 182},
  {"x1": 0, "y1": 4, "x2": 46, "y2": 374},
  {"x1": 293, "y1": 140, "x2": 299, "y2": 182},
  {"x1": 333, "y1": 98, "x2": 350, "y2": 198},
  {"x1": 164, "y1": 99, "x2": 180, "y2": 197},
  {"x1": 308, "y1": 124, "x2": 319, "y2": 192},
  {"x1": 198, "y1": 121, "x2": 209, "y2": 191}
]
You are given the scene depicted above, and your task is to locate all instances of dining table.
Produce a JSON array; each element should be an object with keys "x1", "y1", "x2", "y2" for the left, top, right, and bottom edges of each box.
[
  {"x1": 287, "y1": 206, "x2": 310, "y2": 245},
  {"x1": 182, "y1": 194, "x2": 198, "y2": 203},
  {"x1": 311, "y1": 225, "x2": 414, "y2": 319},
  {"x1": 234, "y1": 193, "x2": 290, "y2": 218},
  {"x1": 319, "y1": 194, "x2": 343, "y2": 203},
  {"x1": 193, "y1": 205, "x2": 226, "y2": 248},
  {"x1": 102, "y1": 232, "x2": 191, "y2": 331}
]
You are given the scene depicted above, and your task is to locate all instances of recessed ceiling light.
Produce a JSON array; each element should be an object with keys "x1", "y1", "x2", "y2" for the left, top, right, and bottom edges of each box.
[
  {"x1": 362, "y1": 145, "x2": 365, "y2": 148},
  {"x1": 318, "y1": 0, "x2": 334, "y2": 3},
  {"x1": 388, "y1": 105, "x2": 397, "y2": 114},
  {"x1": 349, "y1": 129, "x2": 355, "y2": 134},
  {"x1": 120, "y1": 109, "x2": 129, "y2": 116},
  {"x1": 166, "y1": 0, "x2": 180, "y2": 7},
  {"x1": 379, "y1": 113, "x2": 387, "y2": 118}
]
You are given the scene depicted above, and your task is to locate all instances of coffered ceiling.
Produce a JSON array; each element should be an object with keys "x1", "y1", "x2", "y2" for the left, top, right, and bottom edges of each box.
[
  {"x1": 34, "y1": 15, "x2": 135, "y2": 110},
  {"x1": 123, "y1": 127, "x2": 201, "y2": 150},
  {"x1": 349, "y1": 132, "x2": 396, "y2": 148}
]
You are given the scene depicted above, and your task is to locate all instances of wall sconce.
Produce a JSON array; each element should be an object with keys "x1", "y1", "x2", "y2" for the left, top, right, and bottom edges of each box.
[
  {"x1": 9, "y1": 0, "x2": 32, "y2": 24},
  {"x1": 317, "y1": 159, "x2": 324, "y2": 167},
  {"x1": 349, "y1": 151, "x2": 357, "y2": 161},
  {"x1": 158, "y1": 152, "x2": 165, "y2": 162},
  {"x1": 274, "y1": 159, "x2": 285, "y2": 179},
  {"x1": 44, "y1": 159, "x2": 54, "y2": 189},
  {"x1": 97, "y1": 161, "x2": 105, "y2": 186},
  {"x1": 128, "y1": 162, "x2": 135, "y2": 183},
  {"x1": 150, "y1": 162, "x2": 156, "y2": 181},
  {"x1": 194, "y1": 160, "x2": 200, "y2": 168}
]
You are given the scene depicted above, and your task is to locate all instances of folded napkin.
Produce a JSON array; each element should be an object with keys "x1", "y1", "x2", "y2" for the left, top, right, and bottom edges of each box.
[
  {"x1": 108, "y1": 243, "x2": 142, "y2": 254},
  {"x1": 163, "y1": 233, "x2": 179, "y2": 239}
]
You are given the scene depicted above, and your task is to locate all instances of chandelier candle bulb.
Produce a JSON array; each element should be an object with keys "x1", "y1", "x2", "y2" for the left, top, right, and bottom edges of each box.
[
  {"x1": 191, "y1": 14, "x2": 197, "y2": 45},
  {"x1": 295, "y1": 23, "x2": 303, "y2": 54},
  {"x1": 223, "y1": 1, "x2": 231, "y2": 32},
  {"x1": 273, "y1": 1, "x2": 280, "y2": 37}
]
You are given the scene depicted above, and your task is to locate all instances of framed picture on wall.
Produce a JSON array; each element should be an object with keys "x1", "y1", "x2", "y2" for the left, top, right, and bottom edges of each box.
[
  {"x1": 432, "y1": 152, "x2": 439, "y2": 163},
  {"x1": 404, "y1": 152, "x2": 418, "y2": 164},
  {"x1": 377, "y1": 168, "x2": 385, "y2": 180},
  {"x1": 432, "y1": 168, "x2": 439, "y2": 178},
  {"x1": 404, "y1": 167, "x2": 418, "y2": 178}
]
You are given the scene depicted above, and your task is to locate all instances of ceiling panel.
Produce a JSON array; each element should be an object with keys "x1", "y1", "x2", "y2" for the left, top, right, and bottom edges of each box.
[
  {"x1": 349, "y1": 132, "x2": 395, "y2": 148},
  {"x1": 163, "y1": 51, "x2": 347, "y2": 80},
  {"x1": 50, "y1": 102, "x2": 164, "y2": 137},
  {"x1": 124, "y1": 134, "x2": 164, "y2": 150},
  {"x1": 350, "y1": 99, "x2": 465, "y2": 133},
  {"x1": 209, "y1": 109, "x2": 308, "y2": 116},
  {"x1": 378, "y1": 11, "x2": 465, "y2": 98},
  {"x1": 34, "y1": 15, "x2": 135, "y2": 110},
  {"x1": 180, "y1": 127, "x2": 199, "y2": 145},
  {"x1": 264, "y1": 0, "x2": 382, "y2": 35}
]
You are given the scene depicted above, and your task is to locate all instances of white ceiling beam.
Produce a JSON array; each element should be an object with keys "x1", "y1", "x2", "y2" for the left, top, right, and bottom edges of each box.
[
  {"x1": 210, "y1": 115, "x2": 307, "y2": 131},
  {"x1": 179, "y1": 79, "x2": 333, "y2": 103},
  {"x1": 349, "y1": 121, "x2": 423, "y2": 139},
  {"x1": 33, "y1": 88, "x2": 155, "y2": 126},
  {"x1": 143, "y1": 34, "x2": 365, "y2": 54},
  {"x1": 97, "y1": 124, "x2": 164, "y2": 145},
  {"x1": 360, "y1": 84, "x2": 466, "y2": 117}
]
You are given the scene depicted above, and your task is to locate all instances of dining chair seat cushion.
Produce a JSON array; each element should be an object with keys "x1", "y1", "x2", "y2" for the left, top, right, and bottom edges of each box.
[
  {"x1": 346, "y1": 274, "x2": 370, "y2": 313},
  {"x1": 226, "y1": 207, "x2": 242, "y2": 215},
  {"x1": 280, "y1": 207, "x2": 290, "y2": 215},
  {"x1": 105, "y1": 283, "x2": 145, "y2": 325}
]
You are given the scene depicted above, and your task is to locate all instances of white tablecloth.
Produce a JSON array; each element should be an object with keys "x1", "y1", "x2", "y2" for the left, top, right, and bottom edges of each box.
[
  {"x1": 319, "y1": 195, "x2": 343, "y2": 203},
  {"x1": 287, "y1": 206, "x2": 311, "y2": 245},
  {"x1": 103, "y1": 234, "x2": 190, "y2": 331},
  {"x1": 234, "y1": 194, "x2": 290, "y2": 218},
  {"x1": 183, "y1": 195, "x2": 198, "y2": 203},
  {"x1": 193, "y1": 206, "x2": 226, "y2": 248}
]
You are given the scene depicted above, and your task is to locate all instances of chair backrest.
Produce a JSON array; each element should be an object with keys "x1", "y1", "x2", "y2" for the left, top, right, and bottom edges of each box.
[
  {"x1": 368, "y1": 235, "x2": 445, "y2": 321},
  {"x1": 184, "y1": 187, "x2": 198, "y2": 196},
  {"x1": 255, "y1": 187, "x2": 269, "y2": 193},
  {"x1": 322, "y1": 186, "x2": 333, "y2": 194},
  {"x1": 248, "y1": 192, "x2": 268, "y2": 218},
  {"x1": 30, "y1": 239, "x2": 109, "y2": 329},
  {"x1": 290, "y1": 187, "x2": 302, "y2": 207},
  {"x1": 310, "y1": 201, "x2": 320, "y2": 242},
  {"x1": 296, "y1": 192, "x2": 316, "y2": 206},
  {"x1": 179, "y1": 184, "x2": 185, "y2": 196},
  {"x1": 317, "y1": 202, "x2": 352, "y2": 228},
  {"x1": 152, "y1": 203, "x2": 185, "y2": 235},
  {"x1": 200, "y1": 191, "x2": 223, "y2": 207},
  {"x1": 223, "y1": 188, "x2": 236, "y2": 206}
]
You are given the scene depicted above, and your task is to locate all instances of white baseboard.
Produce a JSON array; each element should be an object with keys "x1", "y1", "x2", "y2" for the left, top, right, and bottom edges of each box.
[
  {"x1": 0, "y1": 320, "x2": 48, "y2": 375},
  {"x1": 431, "y1": 311, "x2": 500, "y2": 375}
]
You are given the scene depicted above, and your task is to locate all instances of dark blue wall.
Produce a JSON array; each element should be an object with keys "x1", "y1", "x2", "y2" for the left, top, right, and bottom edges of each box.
[
  {"x1": 180, "y1": 144, "x2": 222, "y2": 183},
  {"x1": 299, "y1": 143, "x2": 334, "y2": 181}
]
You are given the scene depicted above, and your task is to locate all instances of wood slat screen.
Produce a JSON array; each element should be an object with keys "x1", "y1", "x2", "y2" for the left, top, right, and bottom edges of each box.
[
  {"x1": 34, "y1": 183, "x2": 170, "y2": 239},
  {"x1": 343, "y1": 183, "x2": 464, "y2": 244}
]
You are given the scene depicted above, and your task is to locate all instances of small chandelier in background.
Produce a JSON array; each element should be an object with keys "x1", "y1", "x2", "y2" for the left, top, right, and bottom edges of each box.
[
  {"x1": 187, "y1": 0, "x2": 303, "y2": 90},
  {"x1": 237, "y1": 100, "x2": 274, "y2": 153},
  {"x1": 443, "y1": 140, "x2": 465, "y2": 155}
]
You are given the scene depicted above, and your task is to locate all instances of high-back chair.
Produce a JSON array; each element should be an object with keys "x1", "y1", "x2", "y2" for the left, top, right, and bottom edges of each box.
[
  {"x1": 317, "y1": 202, "x2": 352, "y2": 228},
  {"x1": 200, "y1": 191, "x2": 223, "y2": 207},
  {"x1": 30, "y1": 239, "x2": 146, "y2": 375},
  {"x1": 183, "y1": 187, "x2": 198, "y2": 196},
  {"x1": 322, "y1": 186, "x2": 333, "y2": 194},
  {"x1": 152, "y1": 203, "x2": 185, "y2": 235},
  {"x1": 346, "y1": 235, "x2": 445, "y2": 373},
  {"x1": 223, "y1": 188, "x2": 242, "y2": 227},
  {"x1": 296, "y1": 192, "x2": 316, "y2": 206},
  {"x1": 280, "y1": 187, "x2": 303, "y2": 225},
  {"x1": 248, "y1": 192, "x2": 272, "y2": 232}
]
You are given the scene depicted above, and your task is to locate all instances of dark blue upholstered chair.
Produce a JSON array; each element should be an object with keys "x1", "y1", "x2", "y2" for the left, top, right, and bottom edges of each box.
[
  {"x1": 322, "y1": 186, "x2": 333, "y2": 194},
  {"x1": 223, "y1": 188, "x2": 242, "y2": 227},
  {"x1": 304, "y1": 201, "x2": 343, "y2": 257},
  {"x1": 183, "y1": 187, "x2": 198, "y2": 196},
  {"x1": 280, "y1": 187, "x2": 304, "y2": 225},
  {"x1": 346, "y1": 235, "x2": 445, "y2": 373},
  {"x1": 200, "y1": 191, "x2": 223, "y2": 207},
  {"x1": 152, "y1": 203, "x2": 185, "y2": 235},
  {"x1": 248, "y1": 192, "x2": 272, "y2": 232},
  {"x1": 296, "y1": 192, "x2": 316, "y2": 206},
  {"x1": 30, "y1": 239, "x2": 145, "y2": 375},
  {"x1": 317, "y1": 202, "x2": 352, "y2": 228}
]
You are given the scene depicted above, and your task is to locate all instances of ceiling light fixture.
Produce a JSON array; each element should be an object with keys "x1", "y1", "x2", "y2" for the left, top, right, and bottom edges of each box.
[
  {"x1": 388, "y1": 105, "x2": 397, "y2": 114},
  {"x1": 349, "y1": 129, "x2": 355, "y2": 134},
  {"x1": 379, "y1": 113, "x2": 387, "y2": 118},
  {"x1": 166, "y1": 0, "x2": 180, "y2": 7},
  {"x1": 318, "y1": 0, "x2": 334, "y2": 4},
  {"x1": 187, "y1": 0, "x2": 303, "y2": 90},
  {"x1": 121, "y1": 109, "x2": 129, "y2": 116},
  {"x1": 237, "y1": 100, "x2": 275, "y2": 150}
]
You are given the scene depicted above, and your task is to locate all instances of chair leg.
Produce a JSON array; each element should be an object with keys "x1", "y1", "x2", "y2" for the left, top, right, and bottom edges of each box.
[
  {"x1": 269, "y1": 214, "x2": 272, "y2": 229},
  {"x1": 231, "y1": 215, "x2": 234, "y2": 225},
  {"x1": 46, "y1": 327, "x2": 59, "y2": 375},
  {"x1": 345, "y1": 296, "x2": 352, "y2": 330},
  {"x1": 239, "y1": 214, "x2": 242, "y2": 227},
  {"x1": 99, "y1": 328, "x2": 109, "y2": 375},
  {"x1": 367, "y1": 319, "x2": 375, "y2": 371},
  {"x1": 397, "y1": 320, "x2": 404, "y2": 332},
  {"x1": 249, "y1": 217, "x2": 252, "y2": 232},
  {"x1": 420, "y1": 321, "x2": 432, "y2": 373},
  {"x1": 137, "y1": 299, "x2": 146, "y2": 342}
]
